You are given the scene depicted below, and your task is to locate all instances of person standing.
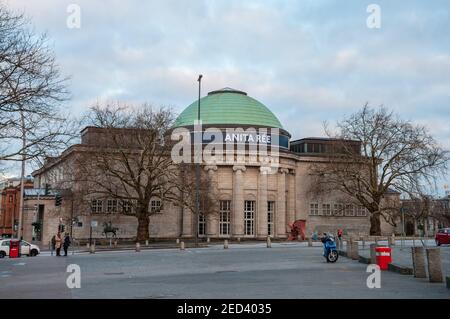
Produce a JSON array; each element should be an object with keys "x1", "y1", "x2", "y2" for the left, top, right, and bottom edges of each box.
[
  {"x1": 63, "y1": 233, "x2": 71, "y2": 256},
  {"x1": 337, "y1": 228, "x2": 343, "y2": 242},
  {"x1": 50, "y1": 235, "x2": 56, "y2": 256},
  {"x1": 55, "y1": 232, "x2": 62, "y2": 256}
]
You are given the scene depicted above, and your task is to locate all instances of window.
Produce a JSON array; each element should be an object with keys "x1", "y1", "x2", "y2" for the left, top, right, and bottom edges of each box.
[
  {"x1": 345, "y1": 204, "x2": 355, "y2": 217},
  {"x1": 107, "y1": 199, "x2": 118, "y2": 213},
  {"x1": 8, "y1": 195, "x2": 13, "y2": 203},
  {"x1": 219, "y1": 200, "x2": 231, "y2": 236},
  {"x1": 268, "y1": 201, "x2": 275, "y2": 236},
  {"x1": 309, "y1": 203, "x2": 319, "y2": 216},
  {"x1": 322, "y1": 204, "x2": 332, "y2": 216},
  {"x1": 356, "y1": 205, "x2": 367, "y2": 217},
  {"x1": 333, "y1": 203, "x2": 344, "y2": 216},
  {"x1": 91, "y1": 199, "x2": 103, "y2": 213},
  {"x1": 150, "y1": 200, "x2": 161, "y2": 213},
  {"x1": 244, "y1": 200, "x2": 255, "y2": 236},
  {"x1": 122, "y1": 200, "x2": 132, "y2": 214},
  {"x1": 198, "y1": 213, "x2": 206, "y2": 236}
]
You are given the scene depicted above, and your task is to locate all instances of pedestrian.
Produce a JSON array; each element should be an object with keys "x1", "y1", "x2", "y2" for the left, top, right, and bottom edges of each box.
[
  {"x1": 337, "y1": 228, "x2": 343, "y2": 242},
  {"x1": 63, "y1": 233, "x2": 71, "y2": 256},
  {"x1": 55, "y1": 232, "x2": 62, "y2": 256},
  {"x1": 51, "y1": 235, "x2": 56, "y2": 256}
]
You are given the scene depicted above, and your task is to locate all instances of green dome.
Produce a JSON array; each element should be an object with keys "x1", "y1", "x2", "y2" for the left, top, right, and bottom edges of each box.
[{"x1": 174, "y1": 88, "x2": 283, "y2": 129}]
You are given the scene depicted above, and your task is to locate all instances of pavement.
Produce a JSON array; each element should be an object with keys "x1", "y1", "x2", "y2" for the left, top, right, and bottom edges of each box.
[{"x1": 0, "y1": 242, "x2": 449, "y2": 299}]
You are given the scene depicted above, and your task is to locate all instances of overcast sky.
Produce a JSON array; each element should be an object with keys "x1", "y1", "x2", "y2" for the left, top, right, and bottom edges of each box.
[{"x1": 4, "y1": 0, "x2": 450, "y2": 190}]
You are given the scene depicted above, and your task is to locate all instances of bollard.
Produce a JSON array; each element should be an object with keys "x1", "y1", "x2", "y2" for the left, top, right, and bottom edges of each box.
[
  {"x1": 145, "y1": 239, "x2": 149, "y2": 246},
  {"x1": 266, "y1": 236, "x2": 272, "y2": 248},
  {"x1": 224, "y1": 240, "x2": 229, "y2": 249},
  {"x1": 411, "y1": 247, "x2": 426, "y2": 278},
  {"x1": 207, "y1": 237, "x2": 210, "y2": 243},
  {"x1": 351, "y1": 240, "x2": 359, "y2": 260},
  {"x1": 176, "y1": 238, "x2": 180, "y2": 244},
  {"x1": 347, "y1": 238, "x2": 353, "y2": 258},
  {"x1": 237, "y1": 237, "x2": 241, "y2": 244},
  {"x1": 89, "y1": 244, "x2": 95, "y2": 254},
  {"x1": 86, "y1": 243, "x2": 90, "y2": 249},
  {"x1": 389, "y1": 234, "x2": 396, "y2": 246},
  {"x1": 180, "y1": 241, "x2": 185, "y2": 250},
  {"x1": 135, "y1": 242, "x2": 141, "y2": 252},
  {"x1": 426, "y1": 248, "x2": 443, "y2": 283},
  {"x1": 113, "y1": 240, "x2": 117, "y2": 248},
  {"x1": 308, "y1": 237, "x2": 312, "y2": 247},
  {"x1": 370, "y1": 244, "x2": 377, "y2": 264}
]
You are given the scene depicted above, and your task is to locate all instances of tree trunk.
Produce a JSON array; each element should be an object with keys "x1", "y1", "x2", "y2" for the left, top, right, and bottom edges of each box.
[
  {"x1": 136, "y1": 213, "x2": 149, "y2": 243},
  {"x1": 369, "y1": 213, "x2": 381, "y2": 236}
]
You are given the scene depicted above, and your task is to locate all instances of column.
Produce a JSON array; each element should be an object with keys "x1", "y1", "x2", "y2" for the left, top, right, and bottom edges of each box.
[
  {"x1": 276, "y1": 168, "x2": 289, "y2": 238},
  {"x1": 257, "y1": 166, "x2": 269, "y2": 238},
  {"x1": 205, "y1": 165, "x2": 218, "y2": 237},
  {"x1": 232, "y1": 165, "x2": 246, "y2": 237},
  {"x1": 286, "y1": 169, "x2": 295, "y2": 225}
]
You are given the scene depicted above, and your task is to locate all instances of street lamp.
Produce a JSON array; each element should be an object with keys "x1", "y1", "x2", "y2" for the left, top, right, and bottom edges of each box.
[{"x1": 195, "y1": 74, "x2": 203, "y2": 246}]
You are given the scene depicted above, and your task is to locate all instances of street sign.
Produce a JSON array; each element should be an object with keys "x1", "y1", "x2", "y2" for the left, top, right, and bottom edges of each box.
[{"x1": 91, "y1": 221, "x2": 98, "y2": 228}]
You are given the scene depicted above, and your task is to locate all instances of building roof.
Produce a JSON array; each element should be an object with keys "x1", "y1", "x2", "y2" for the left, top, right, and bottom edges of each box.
[{"x1": 173, "y1": 88, "x2": 284, "y2": 129}]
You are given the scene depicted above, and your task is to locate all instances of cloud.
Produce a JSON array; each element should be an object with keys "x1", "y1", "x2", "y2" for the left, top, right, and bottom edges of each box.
[{"x1": 2, "y1": 0, "x2": 450, "y2": 187}]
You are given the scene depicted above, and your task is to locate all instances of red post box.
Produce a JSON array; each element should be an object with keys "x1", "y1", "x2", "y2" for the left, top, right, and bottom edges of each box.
[
  {"x1": 9, "y1": 239, "x2": 21, "y2": 258},
  {"x1": 375, "y1": 246, "x2": 392, "y2": 270}
]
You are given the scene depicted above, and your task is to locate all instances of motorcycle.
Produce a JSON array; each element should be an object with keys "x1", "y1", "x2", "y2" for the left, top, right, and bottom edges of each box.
[{"x1": 321, "y1": 233, "x2": 339, "y2": 263}]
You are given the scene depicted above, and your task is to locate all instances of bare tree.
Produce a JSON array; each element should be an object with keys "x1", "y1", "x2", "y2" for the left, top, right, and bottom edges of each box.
[
  {"x1": 0, "y1": 4, "x2": 75, "y2": 166},
  {"x1": 77, "y1": 103, "x2": 178, "y2": 242},
  {"x1": 175, "y1": 163, "x2": 218, "y2": 245},
  {"x1": 309, "y1": 105, "x2": 448, "y2": 235}
]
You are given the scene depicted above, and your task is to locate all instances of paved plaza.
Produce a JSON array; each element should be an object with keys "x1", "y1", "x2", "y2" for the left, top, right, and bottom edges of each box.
[{"x1": 0, "y1": 242, "x2": 449, "y2": 299}]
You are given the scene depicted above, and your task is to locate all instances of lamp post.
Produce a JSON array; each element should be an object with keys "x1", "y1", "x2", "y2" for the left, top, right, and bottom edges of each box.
[{"x1": 195, "y1": 74, "x2": 202, "y2": 246}]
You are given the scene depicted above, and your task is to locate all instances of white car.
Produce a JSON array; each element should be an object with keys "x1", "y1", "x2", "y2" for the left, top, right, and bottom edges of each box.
[{"x1": 0, "y1": 239, "x2": 40, "y2": 258}]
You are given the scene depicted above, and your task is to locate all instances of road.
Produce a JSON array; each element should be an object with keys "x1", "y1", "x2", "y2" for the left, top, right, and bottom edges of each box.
[{"x1": 0, "y1": 242, "x2": 449, "y2": 299}]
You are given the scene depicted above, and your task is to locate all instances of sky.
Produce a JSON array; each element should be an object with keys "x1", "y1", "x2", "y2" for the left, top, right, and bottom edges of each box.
[{"x1": 3, "y1": 0, "x2": 450, "y2": 191}]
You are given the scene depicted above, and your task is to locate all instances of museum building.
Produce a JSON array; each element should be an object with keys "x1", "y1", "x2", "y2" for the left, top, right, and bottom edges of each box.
[{"x1": 29, "y1": 88, "x2": 398, "y2": 244}]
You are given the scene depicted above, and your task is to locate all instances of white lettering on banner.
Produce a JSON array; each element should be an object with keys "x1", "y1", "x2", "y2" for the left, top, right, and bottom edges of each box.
[{"x1": 224, "y1": 133, "x2": 271, "y2": 144}]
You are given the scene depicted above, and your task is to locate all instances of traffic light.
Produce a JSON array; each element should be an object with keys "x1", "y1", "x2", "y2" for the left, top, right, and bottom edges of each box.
[{"x1": 55, "y1": 193, "x2": 62, "y2": 206}]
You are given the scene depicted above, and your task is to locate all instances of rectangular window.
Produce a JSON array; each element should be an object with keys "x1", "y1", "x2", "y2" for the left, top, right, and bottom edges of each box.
[
  {"x1": 345, "y1": 204, "x2": 355, "y2": 217},
  {"x1": 150, "y1": 200, "x2": 161, "y2": 213},
  {"x1": 309, "y1": 203, "x2": 319, "y2": 216},
  {"x1": 198, "y1": 213, "x2": 206, "y2": 236},
  {"x1": 322, "y1": 203, "x2": 332, "y2": 216},
  {"x1": 91, "y1": 199, "x2": 103, "y2": 213},
  {"x1": 219, "y1": 200, "x2": 231, "y2": 236},
  {"x1": 244, "y1": 200, "x2": 255, "y2": 236},
  {"x1": 107, "y1": 199, "x2": 118, "y2": 213},
  {"x1": 9, "y1": 195, "x2": 13, "y2": 203},
  {"x1": 356, "y1": 206, "x2": 368, "y2": 217},
  {"x1": 268, "y1": 201, "x2": 275, "y2": 236},
  {"x1": 333, "y1": 203, "x2": 344, "y2": 216},
  {"x1": 122, "y1": 200, "x2": 132, "y2": 214}
]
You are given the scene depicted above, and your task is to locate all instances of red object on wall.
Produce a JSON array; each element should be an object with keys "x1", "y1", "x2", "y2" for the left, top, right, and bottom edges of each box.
[
  {"x1": 288, "y1": 220, "x2": 306, "y2": 240},
  {"x1": 9, "y1": 240, "x2": 21, "y2": 258},
  {"x1": 375, "y1": 246, "x2": 392, "y2": 270}
]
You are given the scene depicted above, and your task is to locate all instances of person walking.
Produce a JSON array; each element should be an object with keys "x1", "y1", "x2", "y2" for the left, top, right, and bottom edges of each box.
[
  {"x1": 63, "y1": 233, "x2": 71, "y2": 256},
  {"x1": 337, "y1": 228, "x2": 343, "y2": 242},
  {"x1": 55, "y1": 232, "x2": 62, "y2": 256},
  {"x1": 50, "y1": 235, "x2": 56, "y2": 256}
]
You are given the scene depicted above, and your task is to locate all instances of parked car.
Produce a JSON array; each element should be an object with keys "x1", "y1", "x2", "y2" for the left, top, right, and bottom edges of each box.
[
  {"x1": 435, "y1": 228, "x2": 450, "y2": 246},
  {"x1": 0, "y1": 239, "x2": 40, "y2": 258}
]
